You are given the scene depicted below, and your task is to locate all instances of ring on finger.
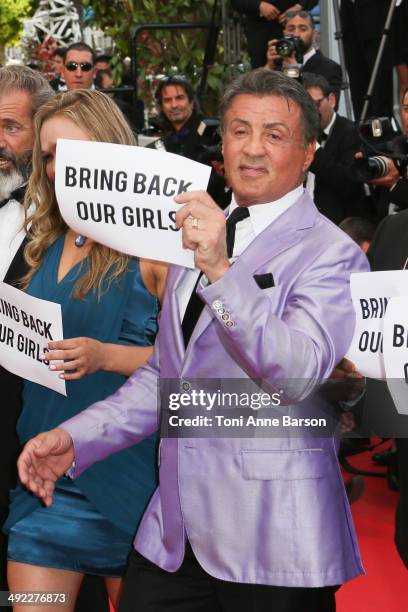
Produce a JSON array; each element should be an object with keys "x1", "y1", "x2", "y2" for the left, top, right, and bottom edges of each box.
[{"x1": 192, "y1": 217, "x2": 199, "y2": 230}]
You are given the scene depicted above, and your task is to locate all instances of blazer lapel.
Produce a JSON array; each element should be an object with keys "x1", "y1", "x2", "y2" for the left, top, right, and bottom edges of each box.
[
  {"x1": 166, "y1": 265, "x2": 190, "y2": 363},
  {"x1": 226, "y1": 191, "x2": 317, "y2": 276}
]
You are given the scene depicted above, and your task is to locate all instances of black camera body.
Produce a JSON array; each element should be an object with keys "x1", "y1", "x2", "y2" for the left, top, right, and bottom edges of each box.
[
  {"x1": 352, "y1": 117, "x2": 406, "y2": 182},
  {"x1": 275, "y1": 35, "x2": 304, "y2": 64}
]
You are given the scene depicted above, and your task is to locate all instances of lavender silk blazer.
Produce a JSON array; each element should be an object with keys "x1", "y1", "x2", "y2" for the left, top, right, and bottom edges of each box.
[{"x1": 63, "y1": 192, "x2": 369, "y2": 587}]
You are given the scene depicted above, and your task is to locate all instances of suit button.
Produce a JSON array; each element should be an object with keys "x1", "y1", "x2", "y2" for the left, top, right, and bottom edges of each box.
[
  {"x1": 213, "y1": 300, "x2": 222, "y2": 309},
  {"x1": 180, "y1": 380, "x2": 191, "y2": 392}
]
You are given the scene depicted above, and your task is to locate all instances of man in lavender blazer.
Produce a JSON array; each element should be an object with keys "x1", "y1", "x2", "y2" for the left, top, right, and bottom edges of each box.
[{"x1": 18, "y1": 70, "x2": 368, "y2": 611}]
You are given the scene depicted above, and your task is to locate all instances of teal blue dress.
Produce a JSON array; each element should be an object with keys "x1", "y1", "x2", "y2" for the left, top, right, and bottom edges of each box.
[{"x1": 5, "y1": 235, "x2": 159, "y2": 576}]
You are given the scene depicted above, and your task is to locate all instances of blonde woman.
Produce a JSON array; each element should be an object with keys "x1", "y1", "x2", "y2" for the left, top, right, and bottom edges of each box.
[{"x1": 4, "y1": 90, "x2": 167, "y2": 611}]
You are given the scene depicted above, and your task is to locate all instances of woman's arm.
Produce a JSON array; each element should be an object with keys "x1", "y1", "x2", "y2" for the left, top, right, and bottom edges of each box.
[
  {"x1": 42, "y1": 260, "x2": 169, "y2": 379},
  {"x1": 139, "y1": 258, "x2": 169, "y2": 303}
]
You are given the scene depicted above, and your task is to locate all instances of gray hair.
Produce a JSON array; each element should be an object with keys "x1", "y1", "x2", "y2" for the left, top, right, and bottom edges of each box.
[
  {"x1": 219, "y1": 69, "x2": 319, "y2": 145},
  {"x1": 284, "y1": 9, "x2": 315, "y2": 28},
  {"x1": 0, "y1": 65, "x2": 54, "y2": 116}
]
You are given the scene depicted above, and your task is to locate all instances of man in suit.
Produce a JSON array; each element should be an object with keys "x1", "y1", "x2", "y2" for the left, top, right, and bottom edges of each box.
[
  {"x1": 231, "y1": 1, "x2": 318, "y2": 68},
  {"x1": 302, "y1": 72, "x2": 369, "y2": 224},
  {"x1": 17, "y1": 70, "x2": 368, "y2": 612},
  {"x1": 61, "y1": 42, "x2": 97, "y2": 92},
  {"x1": 0, "y1": 65, "x2": 109, "y2": 611},
  {"x1": 266, "y1": 9, "x2": 342, "y2": 104}
]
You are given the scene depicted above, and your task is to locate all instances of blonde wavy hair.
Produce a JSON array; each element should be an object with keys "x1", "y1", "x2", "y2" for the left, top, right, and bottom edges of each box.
[{"x1": 21, "y1": 89, "x2": 136, "y2": 299}]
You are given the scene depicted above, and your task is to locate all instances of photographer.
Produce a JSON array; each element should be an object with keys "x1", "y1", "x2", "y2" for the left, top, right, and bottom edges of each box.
[
  {"x1": 361, "y1": 87, "x2": 408, "y2": 220},
  {"x1": 266, "y1": 10, "x2": 342, "y2": 105},
  {"x1": 231, "y1": 1, "x2": 318, "y2": 68}
]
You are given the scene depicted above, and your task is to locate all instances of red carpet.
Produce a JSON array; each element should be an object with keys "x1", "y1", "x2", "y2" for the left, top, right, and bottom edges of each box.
[{"x1": 337, "y1": 443, "x2": 408, "y2": 611}]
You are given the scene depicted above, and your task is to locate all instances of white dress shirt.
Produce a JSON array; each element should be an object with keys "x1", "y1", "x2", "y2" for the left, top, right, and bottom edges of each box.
[
  {"x1": 302, "y1": 47, "x2": 317, "y2": 65},
  {"x1": 0, "y1": 198, "x2": 26, "y2": 281},
  {"x1": 177, "y1": 185, "x2": 304, "y2": 319}
]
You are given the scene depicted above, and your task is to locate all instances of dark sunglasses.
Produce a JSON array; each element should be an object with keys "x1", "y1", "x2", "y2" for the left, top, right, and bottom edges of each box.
[{"x1": 65, "y1": 61, "x2": 94, "y2": 72}]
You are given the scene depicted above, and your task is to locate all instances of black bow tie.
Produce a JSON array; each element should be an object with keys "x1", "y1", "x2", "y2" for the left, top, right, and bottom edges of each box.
[
  {"x1": 318, "y1": 130, "x2": 328, "y2": 144},
  {"x1": 0, "y1": 184, "x2": 27, "y2": 209}
]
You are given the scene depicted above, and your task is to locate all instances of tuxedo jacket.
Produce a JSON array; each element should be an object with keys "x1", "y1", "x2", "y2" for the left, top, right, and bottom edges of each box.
[
  {"x1": 310, "y1": 114, "x2": 369, "y2": 225},
  {"x1": 0, "y1": 238, "x2": 27, "y2": 505},
  {"x1": 0, "y1": 238, "x2": 27, "y2": 591},
  {"x1": 303, "y1": 51, "x2": 342, "y2": 105},
  {"x1": 373, "y1": 179, "x2": 408, "y2": 222},
  {"x1": 64, "y1": 191, "x2": 369, "y2": 587},
  {"x1": 368, "y1": 211, "x2": 408, "y2": 568}
]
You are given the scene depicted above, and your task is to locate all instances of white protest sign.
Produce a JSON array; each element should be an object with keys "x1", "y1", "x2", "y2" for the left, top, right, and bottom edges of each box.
[
  {"x1": 0, "y1": 282, "x2": 66, "y2": 395},
  {"x1": 346, "y1": 270, "x2": 408, "y2": 379},
  {"x1": 55, "y1": 140, "x2": 212, "y2": 268},
  {"x1": 383, "y1": 296, "x2": 408, "y2": 415}
]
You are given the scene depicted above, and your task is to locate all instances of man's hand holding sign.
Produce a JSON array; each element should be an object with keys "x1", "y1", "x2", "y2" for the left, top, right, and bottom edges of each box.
[{"x1": 175, "y1": 190, "x2": 230, "y2": 283}]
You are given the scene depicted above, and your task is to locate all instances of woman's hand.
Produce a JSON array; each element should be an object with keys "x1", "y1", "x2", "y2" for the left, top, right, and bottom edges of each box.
[{"x1": 41, "y1": 337, "x2": 106, "y2": 380}]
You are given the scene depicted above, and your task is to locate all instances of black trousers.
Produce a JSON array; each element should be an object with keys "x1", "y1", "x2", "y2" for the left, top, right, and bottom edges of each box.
[{"x1": 119, "y1": 546, "x2": 337, "y2": 612}]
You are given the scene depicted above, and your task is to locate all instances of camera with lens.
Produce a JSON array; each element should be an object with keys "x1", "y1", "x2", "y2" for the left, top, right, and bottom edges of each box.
[
  {"x1": 352, "y1": 117, "x2": 407, "y2": 182},
  {"x1": 275, "y1": 35, "x2": 304, "y2": 64}
]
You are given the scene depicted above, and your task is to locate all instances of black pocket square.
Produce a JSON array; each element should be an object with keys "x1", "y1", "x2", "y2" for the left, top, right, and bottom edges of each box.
[{"x1": 253, "y1": 273, "x2": 275, "y2": 289}]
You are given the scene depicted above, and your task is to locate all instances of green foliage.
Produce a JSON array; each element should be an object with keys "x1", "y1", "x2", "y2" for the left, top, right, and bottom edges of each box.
[
  {"x1": 0, "y1": 0, "x2": 32, "y2": 59},
  {"x1": 83, "y1": 0, "x2": 225, "y2": 114}
]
